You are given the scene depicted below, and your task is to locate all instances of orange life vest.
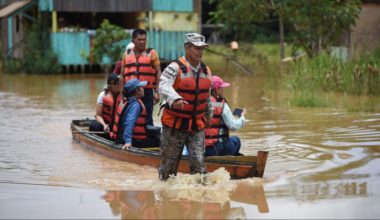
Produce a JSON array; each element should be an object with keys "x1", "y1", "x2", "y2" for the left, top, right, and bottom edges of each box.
[
  {"x1": 102, "y1": 91, "x2": 122, "y2": 127},
  {"x1": 161, "y1": 57, "x2": 212, "y2": 132},
  {"x1": 122, "y1": 48, "x2": 157, "y2": 89},
  {"x1": 204, "y1": 96, "x2": 229, "y2": 147},
  {"x1": 110, "y1": 98, "x2": 147, "y2": 142}
]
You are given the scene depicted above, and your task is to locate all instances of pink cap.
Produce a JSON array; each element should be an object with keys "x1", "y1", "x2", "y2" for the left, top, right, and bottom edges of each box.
[{"x1": 212, "y1": 75, "x2": 230, "y2": 89}]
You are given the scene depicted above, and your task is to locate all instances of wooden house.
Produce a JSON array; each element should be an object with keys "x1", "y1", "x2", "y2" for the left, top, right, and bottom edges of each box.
[
  {"x1": 337, "y1": 0, "x2": 380, "y2": 59},
  {"x1": 0, "y1": 0, "x2": 37, "y2": 59},
  {"x1": 349, "y1": 0, "x2": 380, "y2": 56},
  {"x1": 0, "y1": 0, "x2": 202, "y2": 71}
]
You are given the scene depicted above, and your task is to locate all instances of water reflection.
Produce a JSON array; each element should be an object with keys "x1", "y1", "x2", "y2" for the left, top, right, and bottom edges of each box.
[
  {"x1": 102, "y1": 180, "x2": 268, "y2": 219},
  {"x1": 1, "y1": 72, "x2": 380, "y2": 218},
  {"x1": 267, "y1": 180, "x2": 368, "y2": 203}
]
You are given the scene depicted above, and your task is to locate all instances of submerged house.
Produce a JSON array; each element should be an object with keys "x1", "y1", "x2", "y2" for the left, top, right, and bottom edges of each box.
[
  {"x1": 0, "y1": 0, "x2": 36, "y2": 60},
  {"x1": 335, "y1": 0, "x2": 380, "y2": 60},
  {"x1": 348, "y1": 0, "x2": 380, "y2": 56},
  {"x1": 0, "y1": 0, "x2": 202, "y2": 72}
]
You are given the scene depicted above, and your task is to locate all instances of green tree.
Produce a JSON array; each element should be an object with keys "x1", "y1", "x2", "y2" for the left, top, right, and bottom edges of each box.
[
  {"x1": 89, "y1": 19, "x2": 129, "y2": 72},
  {"x1": 278, "y1": 0, "x2": 361, "y2": 58},
  {"x1": 19, "y1": 13, "x2": 61, "y2": 74},
  {"x1": 210, "y1": 0, "x2": 361, "y2": 58},
  {"x1": 209, "y1": 0, "x2": 270, "y2": 40}
]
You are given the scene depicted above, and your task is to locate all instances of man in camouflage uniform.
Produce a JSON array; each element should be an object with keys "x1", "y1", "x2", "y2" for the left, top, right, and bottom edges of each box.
[{"x1": 158, "y1": 33, "x2": 213, "y2": 180}]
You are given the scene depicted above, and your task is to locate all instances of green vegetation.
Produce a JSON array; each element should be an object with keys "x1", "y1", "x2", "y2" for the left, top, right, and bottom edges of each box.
[
  {"x1": 87, "y1": 19, "x2": 129, "y2": 72},
  {"x1": 206, "y1": 0, "x2": 377, "y2": 111},
  {"x1": 205, "y1": 43, "x2": 380, "y2": 111},
  {"x1": 204, "y1": 43, "x2": 294, "y2": 75},
  {"x1": 286, "y1": 49, "x2": 380, "y2": 108},
  {"x1": 4, "y1": 13, "x2": 61, "y2": 74},
  {"x1": 289, "y1": 49, "x2": 380, "y2": 94},
  {"x1": 210, "y1": 0, "x2": 361, "y2": 58}
]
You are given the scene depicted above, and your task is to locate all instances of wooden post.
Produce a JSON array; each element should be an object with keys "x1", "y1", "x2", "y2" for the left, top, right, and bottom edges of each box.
[
  {"x1": 7, "y1": 16, "x2": 13, "y2": 56},
  {"x1": 279, "y1": 13, "x2": 285, "y2": 60},
  {"x1": 52, "y1": 11, "x2": 57, "y2": 32},
  {"x1": 148, "y1": 11, "x2": 153, "y2": 32},
  {"x1": 255, "y1": 151, "x2": 268, "y2": 178}
]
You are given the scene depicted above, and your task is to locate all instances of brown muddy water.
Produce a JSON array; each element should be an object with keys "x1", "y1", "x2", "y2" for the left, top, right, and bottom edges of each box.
[{"x1": 0, "y1": 71, "x2": 379, "y2": 219}]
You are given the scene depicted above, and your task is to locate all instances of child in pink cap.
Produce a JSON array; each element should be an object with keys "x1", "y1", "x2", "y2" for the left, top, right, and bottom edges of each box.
[{"x1": 204, "y1": 75, "x2": 246, "y2": 156}]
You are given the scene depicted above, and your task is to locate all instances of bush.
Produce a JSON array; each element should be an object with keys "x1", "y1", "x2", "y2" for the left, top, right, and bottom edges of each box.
[
  {"x1": 3, "y1": 13, "x2": 61, "y2": 74},
  {"x1": 88, "y1": 19, "x2": 129, "y2": 72},
  {"x1": 22, "y1": 13, "x2": 61, "y2": 73}
]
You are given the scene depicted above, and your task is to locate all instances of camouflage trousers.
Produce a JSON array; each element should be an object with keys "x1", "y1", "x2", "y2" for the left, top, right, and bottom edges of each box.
[{"x1": 158, "y1": 125, "x2": 206, "y2": 181}]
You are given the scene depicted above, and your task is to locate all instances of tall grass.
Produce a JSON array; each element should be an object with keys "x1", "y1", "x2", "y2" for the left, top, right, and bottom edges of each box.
[{"x1": 288, "y1": 48, "x2": 380, "y2": 107}]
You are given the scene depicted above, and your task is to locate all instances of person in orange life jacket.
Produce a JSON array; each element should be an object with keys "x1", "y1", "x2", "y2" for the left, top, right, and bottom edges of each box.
[
  {"x1": 111, "y1": 79, "x2": 160, "y2": 151},
  {"x1": 158, "y1": 33, "x2": 213, "y2": 181},
  {"x1": 121, "y1": 28, "x2": 161, "y2": 126},
  {"x1": 89, "y1": 73, "x2": 123, "y2": 138},
  {"x1": 204, "y1": 75, "x2": 246, "y2": 156}
]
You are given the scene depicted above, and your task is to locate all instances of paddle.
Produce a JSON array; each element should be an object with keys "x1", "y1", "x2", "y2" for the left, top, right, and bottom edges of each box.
[{"x1": 72, "y1": 131, "x2": 106, "y2": 134}]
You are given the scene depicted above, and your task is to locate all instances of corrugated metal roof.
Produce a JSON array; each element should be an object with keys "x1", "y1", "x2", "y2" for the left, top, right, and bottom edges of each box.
[
  {"x1": 0, "y1": 0, "x2": 32, "y2": 18},
  {"x1": 53, "y1": 0, "x2": 151, "y2": 12}
]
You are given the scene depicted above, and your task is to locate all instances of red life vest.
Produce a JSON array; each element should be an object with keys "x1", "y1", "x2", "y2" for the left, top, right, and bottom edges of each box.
[
  {"x1": 204, "y1": 96, "x2": 229, "y2": 147},
  {"x1": 161, "y1": 56, "x2": 212, "y2": 132},
  {"x1": 122, "y1": 48, "x2": 157, "y2": 89},
  {"x1": 110, "y1": 98, "x2": 147, "y2": 142},
  {"x1": 102, "y1": 91, "x2": 122, "y2": 127}
]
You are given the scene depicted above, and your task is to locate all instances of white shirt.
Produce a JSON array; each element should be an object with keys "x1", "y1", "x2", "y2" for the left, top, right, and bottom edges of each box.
[
  {"x1": 221, "y1": 102, "x2": 245, "y2": 131},
  {"x1": 96, "y1": 91, "x2": 105, "y2": 105},
  {"x1": 126, "y1": 42, "x2": 135, "y2": 51}
]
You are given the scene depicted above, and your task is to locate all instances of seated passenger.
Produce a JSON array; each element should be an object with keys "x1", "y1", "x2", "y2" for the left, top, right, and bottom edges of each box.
[
  {"x1": 90, "y1": 73, "x2": 122, "y2": 138},
  {"x1": 111, "y1": 79, "x2": 160, "y2": 150},
  {"x1": 204, "y1": 75, "x2": 246, "y2": 156}
]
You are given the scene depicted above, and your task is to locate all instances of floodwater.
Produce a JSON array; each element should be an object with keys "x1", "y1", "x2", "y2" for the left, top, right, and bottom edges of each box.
[{"x1": 0, "y1": 70, "x2": 379, "y2": 219}]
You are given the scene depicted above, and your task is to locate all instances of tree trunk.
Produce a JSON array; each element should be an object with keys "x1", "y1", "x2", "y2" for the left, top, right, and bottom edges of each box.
[{"x1": 279, "y1": 13, "x2": 285, "y2": 60}]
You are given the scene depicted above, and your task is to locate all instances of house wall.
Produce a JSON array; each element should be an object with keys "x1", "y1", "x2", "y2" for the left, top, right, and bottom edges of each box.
[
  {"x1": 45, "y1": 0, "x2": 201, "y2": 65},
  {"x1": 152, "y1": 12, "x2": 198, "y2": 32},
  {"x1": 148, "y1": 31, "x2": 188, "y2": 60},
  {"x1": 12, "y1": 14, "x2": 24, "y2": 58},
  {"x1": 152, "y1": 0, "x2": 193, "y2": 12},
  {"x1": 1, "y1": 18, "x2": 8, "y2": 55},
  {"x1": 351, "y1": 3, "x2": 380, "y2": 54},
  {"x1": 50, "y1": 30, "x2": 189, "y2": 65},
  {"x1": 51, "y1": 32, "x2": 90, "y2": 65}
]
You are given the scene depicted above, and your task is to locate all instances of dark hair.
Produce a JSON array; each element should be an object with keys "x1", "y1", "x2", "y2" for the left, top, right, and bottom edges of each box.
[
  {"x1": 211, "y1": 89, "x2": 218, "y2": 97},
  {"x1": 211, "y1": 89, "x2": 226, "y2": 101},
  {"x1": 132, "y1": 28, "x2": 146, "y2": 39},
  {"x1": 122, "y1": 87, "x2": 138, "y2": 98}
]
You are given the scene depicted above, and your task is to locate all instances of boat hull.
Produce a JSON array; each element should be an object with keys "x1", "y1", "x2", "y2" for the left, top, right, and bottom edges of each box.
[{"x1": 71, "y1": 119, "x2": 268, "y2": 179}]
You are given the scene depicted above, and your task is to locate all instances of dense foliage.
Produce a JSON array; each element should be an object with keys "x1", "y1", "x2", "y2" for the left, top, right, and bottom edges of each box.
[
  {"x1": 4, "y1": 13, "x2": 61, "y2": 74},
  {"x1": 210, "y1": 0, "x2": 361, "y2": 58},
  {"x1": 88, "y1": 19, "x2": 129, "y2": 69}
]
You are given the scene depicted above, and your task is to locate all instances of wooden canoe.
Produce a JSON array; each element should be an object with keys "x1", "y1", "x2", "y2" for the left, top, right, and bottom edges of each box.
[{"x1": 71, "y1": 119, "x2": 268, "y2": 179}]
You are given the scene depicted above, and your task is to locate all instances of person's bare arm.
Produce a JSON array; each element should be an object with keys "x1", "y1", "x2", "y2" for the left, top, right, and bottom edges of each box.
[{"x1": 95, "y1": 104, "x2": 109, "y2": 132}]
